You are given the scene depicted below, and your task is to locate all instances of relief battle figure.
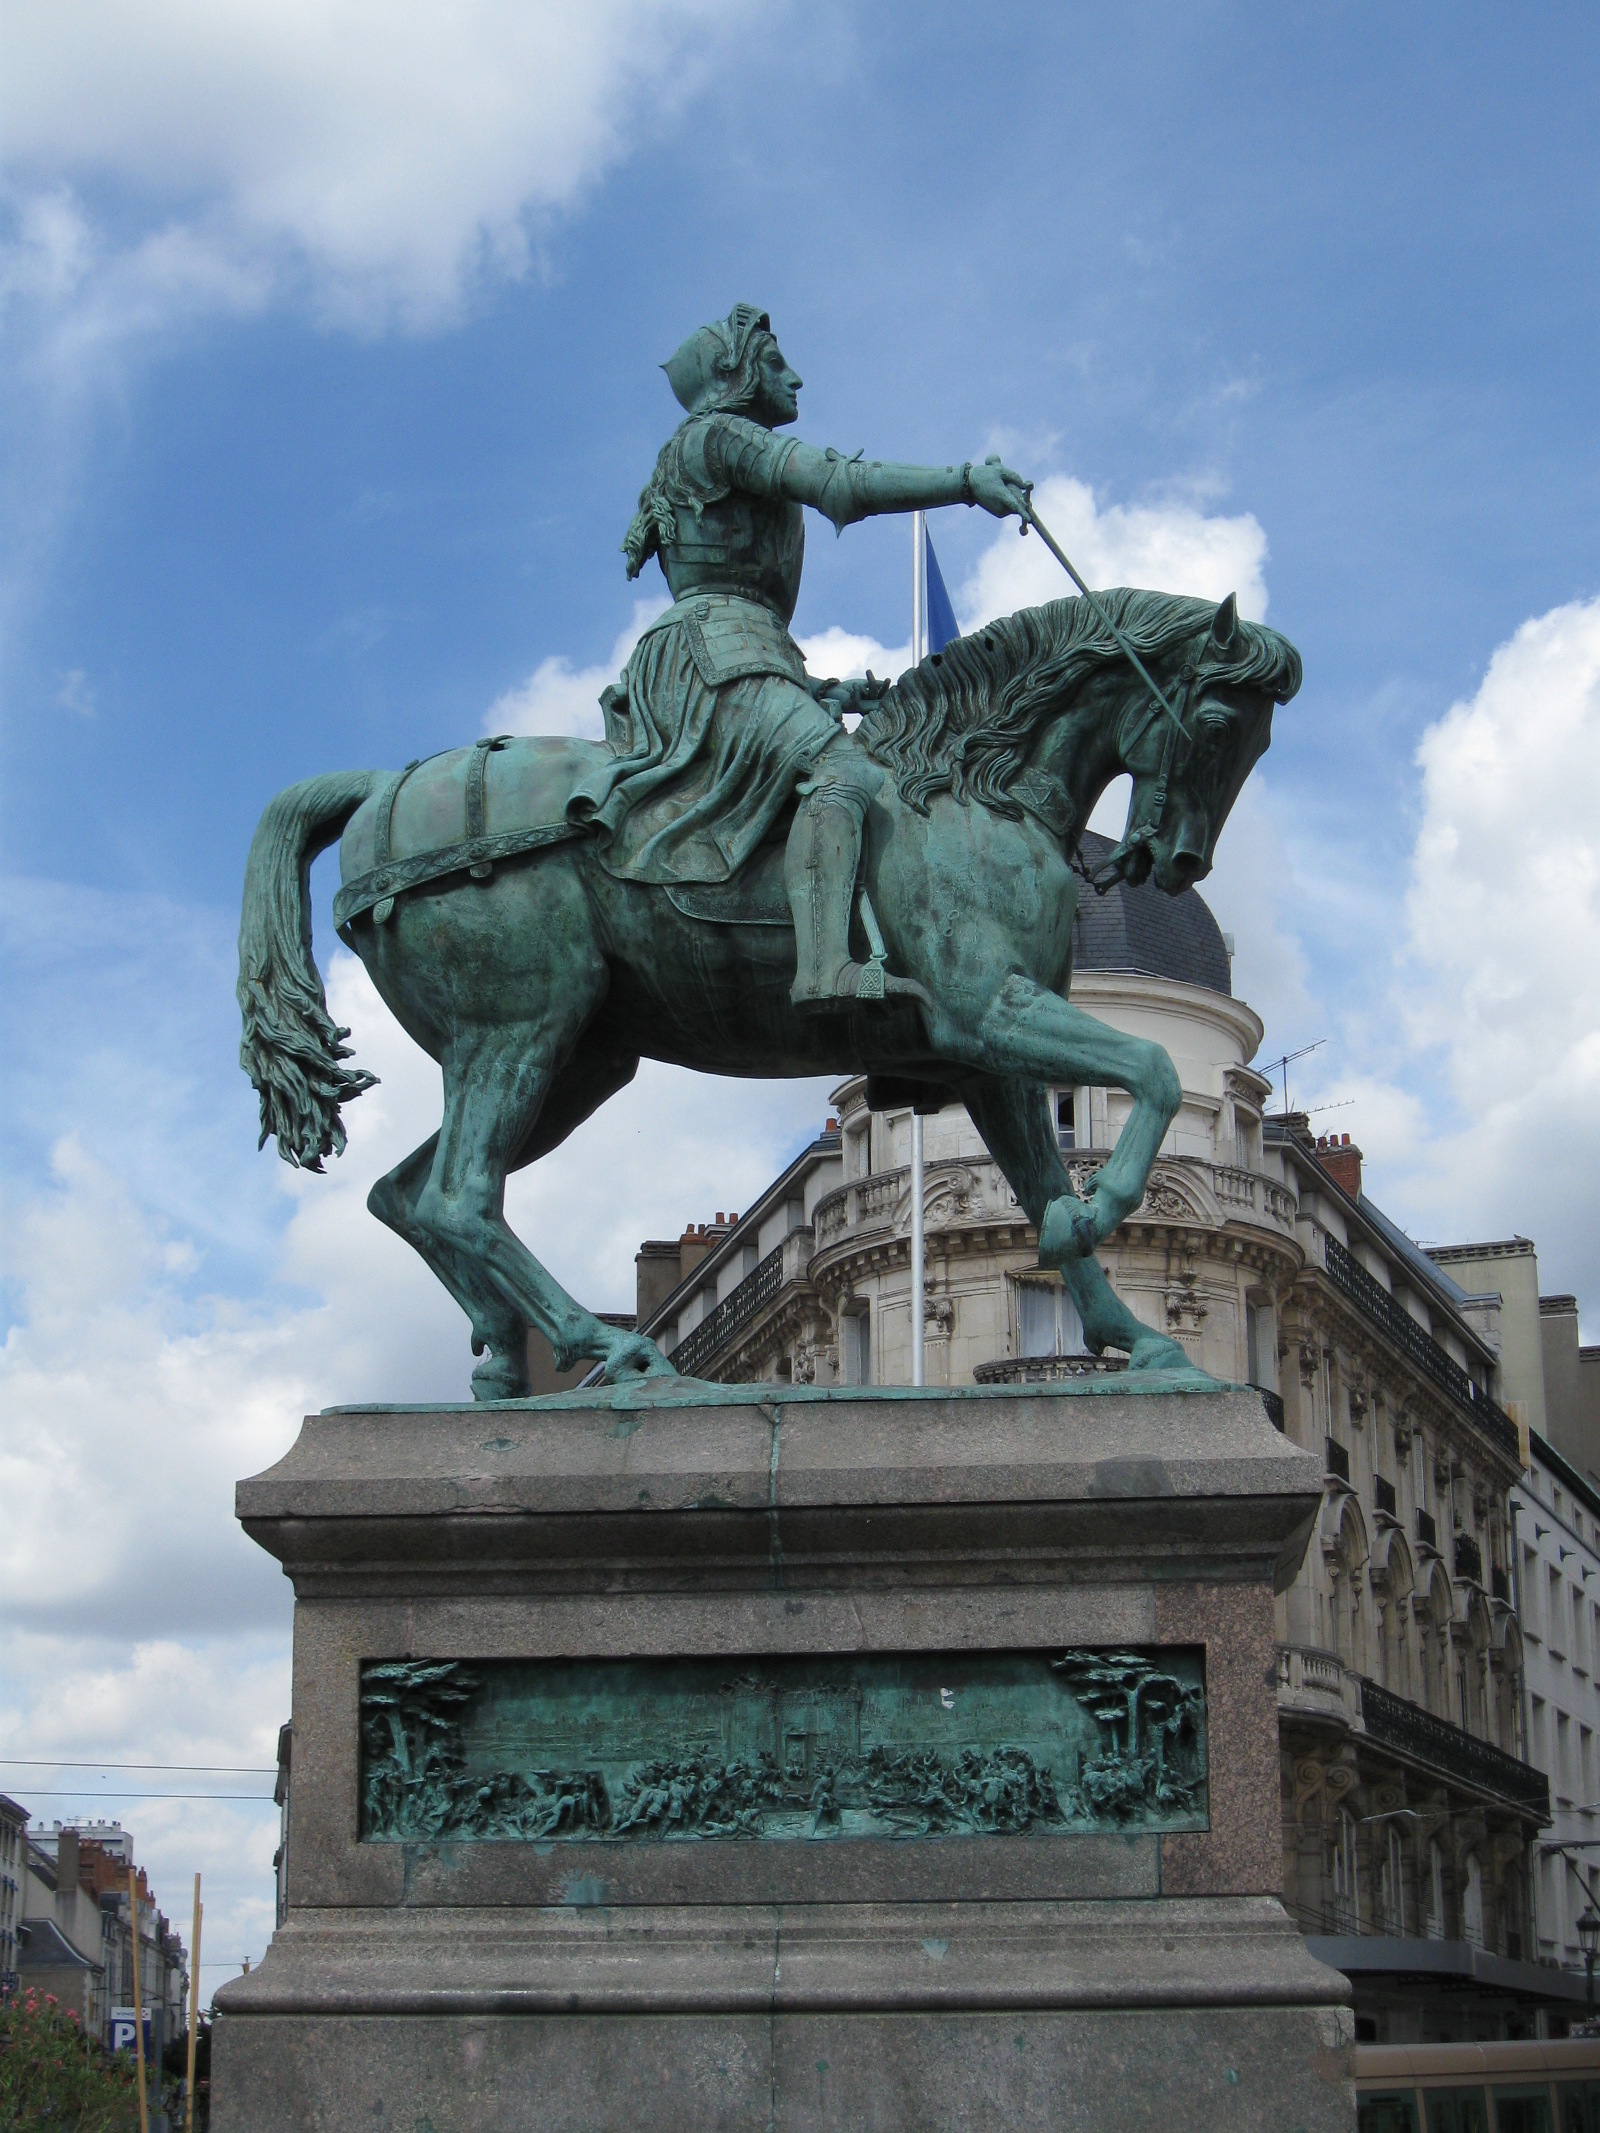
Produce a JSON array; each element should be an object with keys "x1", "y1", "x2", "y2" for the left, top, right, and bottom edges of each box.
[
  {"x1": 573, "y1": 303, "x2": 1031, "y2": 1008},
  {"x1": 239, "y1": 307, "x2": 1302, "y2": 1397}
]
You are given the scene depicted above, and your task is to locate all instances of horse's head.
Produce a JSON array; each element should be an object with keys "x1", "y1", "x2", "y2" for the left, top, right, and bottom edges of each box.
[{"x1": 1099, "y1": 593, "x2": 1302, "y2": 894}]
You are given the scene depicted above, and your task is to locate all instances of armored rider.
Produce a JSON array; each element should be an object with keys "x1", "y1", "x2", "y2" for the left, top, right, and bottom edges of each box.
[{"x1": 567, "y1": 304, "x2": 1032, "y2": 1008}]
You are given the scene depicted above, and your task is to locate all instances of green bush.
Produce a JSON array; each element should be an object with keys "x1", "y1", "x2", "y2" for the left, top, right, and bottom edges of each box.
[{"x1": 0, "y1": 1988, "x2": 140, "y2": 2130}]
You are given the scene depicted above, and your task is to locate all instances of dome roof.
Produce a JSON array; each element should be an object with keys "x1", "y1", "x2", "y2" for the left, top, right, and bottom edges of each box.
[{"x1": 1071, "y1": 831, "x2": 1232, "y2": 997}]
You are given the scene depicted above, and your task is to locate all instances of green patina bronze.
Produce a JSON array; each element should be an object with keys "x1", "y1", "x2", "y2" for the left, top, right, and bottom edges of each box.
[
  {"x1": 358, "y1": 1648, "x2": 1206, "y2": 1844},
  {"x1": 238, "y1": 305, "x2": 1302, "y2": 1399}
]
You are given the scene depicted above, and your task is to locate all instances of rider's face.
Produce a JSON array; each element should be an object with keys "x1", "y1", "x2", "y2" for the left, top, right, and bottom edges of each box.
[{"x1": 754, "y1": 339, "x2": 802, "y2": 426}]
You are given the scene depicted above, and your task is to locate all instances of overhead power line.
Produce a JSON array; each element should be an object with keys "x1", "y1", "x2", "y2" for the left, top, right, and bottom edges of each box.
[
  {"x1": 20, "y1": 1791, "x2": 276, "y2": 1802},
  {"x1": 0, "y1": 1759, "x2": 276, "y2": 1773}
]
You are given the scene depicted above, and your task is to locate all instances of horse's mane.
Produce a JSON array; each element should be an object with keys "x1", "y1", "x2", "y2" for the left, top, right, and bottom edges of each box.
[{"x1": 858, "y1": 588, "x2": 1302, "y2": 817}]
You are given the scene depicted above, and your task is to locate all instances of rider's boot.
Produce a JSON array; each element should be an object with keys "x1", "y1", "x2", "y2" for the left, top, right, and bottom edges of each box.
[{"x1": 785, "y1": 759, "x2": 925, "y2": 1012}]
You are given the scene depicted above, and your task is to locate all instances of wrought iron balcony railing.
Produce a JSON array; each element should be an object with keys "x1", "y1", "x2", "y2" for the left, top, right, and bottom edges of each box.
[
  {"x1": 1374, "y1": 1474, "x2": 1397, "y2": 1517},
  {"x1": 1358, "y1": 1677, "x2": 1550, "y2": 1818},
  {"x1": 1454, "y1": 1532, "x2": 1484, "y2": 1586},
  {"x1": 1416, "y1": 1507, "x2": 1437, "y2": 1550},
  {"x1": 1325, "y1": 1436, "x2": 1350, "y2": 1483},
  {"x1": 669, "y1": 1244, "x2": 787, "y2": 1379},
  {"x1": 1322, "y1": 1236, "x2": 1519, "y2": 1463}
]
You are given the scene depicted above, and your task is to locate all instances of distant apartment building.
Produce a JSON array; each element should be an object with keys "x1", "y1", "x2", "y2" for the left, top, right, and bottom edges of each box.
[
  {"x1": 1428, "y1": 1239, "x2": 1600, "y2": 1989},
  {"x1": 625, "y1": 832, "x2": 1571, "y2": 2042},
  {"x1": 18, "y1": 1821, "x2": 188, "y2": 2048},
  {"x1": 0, "y1": 1795, "x2": 26, "y2": 1991}
]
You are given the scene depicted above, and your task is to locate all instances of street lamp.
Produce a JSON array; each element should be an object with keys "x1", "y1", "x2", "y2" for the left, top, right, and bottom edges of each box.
[{"x1": 1578, "y1": 1908, "x2": 1600, "y2": 2017}]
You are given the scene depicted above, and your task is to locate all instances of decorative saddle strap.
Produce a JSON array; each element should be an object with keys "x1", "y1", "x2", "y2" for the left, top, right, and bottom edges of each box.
[
  {"x1": 464, "y1": 735, "x2": 510, "y2": 878},
  {"x1": 367, "y1": 758, "x2": 423, "y2": 923},
  {"x1": 334, "y1": 738, "x2": 583, "y2": 937}
]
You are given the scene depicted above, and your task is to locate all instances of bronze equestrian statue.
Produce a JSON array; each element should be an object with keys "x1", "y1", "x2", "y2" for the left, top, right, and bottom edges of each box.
[{"x1": 238, "y1": 305, "x2": 1301, "y2": 1399}]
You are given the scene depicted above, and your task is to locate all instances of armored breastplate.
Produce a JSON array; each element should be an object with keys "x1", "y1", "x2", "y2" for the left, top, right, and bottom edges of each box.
[{"x1": 659, "y1": 490, "x2": 805, "y2": 624}]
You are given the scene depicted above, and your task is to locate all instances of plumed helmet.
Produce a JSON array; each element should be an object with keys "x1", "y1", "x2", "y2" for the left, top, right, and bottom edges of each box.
[{"x1": 662, "y1": 304, "x2": 774, "y2": 415}]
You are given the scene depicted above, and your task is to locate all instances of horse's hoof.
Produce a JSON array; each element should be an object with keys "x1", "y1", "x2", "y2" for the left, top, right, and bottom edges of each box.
[
  {"x1": 471, "y1": 1352, "x2": 530, "y2": 1401},
  {"x1": 599, "y1": 1335, "x2": 676, "y2": 1383}
]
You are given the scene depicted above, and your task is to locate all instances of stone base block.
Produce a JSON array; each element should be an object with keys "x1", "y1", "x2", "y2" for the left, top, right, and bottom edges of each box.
[
  {"x1": 214, "y1": 1383, "x2": 1352, "y2": 2128},
  {"x1": 213, "y1": 1898, "x2": 1353, "y2": 2131}
]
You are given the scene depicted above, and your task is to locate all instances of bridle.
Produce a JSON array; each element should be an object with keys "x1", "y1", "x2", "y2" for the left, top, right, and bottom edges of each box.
[
  {"x1": 1017, "y1": 498, "x2": 1215, "y2": 897},
  {"x1": 1080, "y1": 633, "x2": 1209, "y2": 894}
]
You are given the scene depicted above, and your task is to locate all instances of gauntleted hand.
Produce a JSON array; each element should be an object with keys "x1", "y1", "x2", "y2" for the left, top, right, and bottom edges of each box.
[
  {"x1": 966, "y1": 453, "x2": 1032, "y2": 522},
  {"x1": 808, "y1": 671, "x2": 892, "y2": 720}
]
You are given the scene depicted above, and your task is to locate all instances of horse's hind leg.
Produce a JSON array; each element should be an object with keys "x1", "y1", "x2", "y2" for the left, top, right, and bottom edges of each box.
[
  {"x1": 368, "y1": 1135, "x2": 535, "y2": 1398},
  {"x1": 412, "y1": 1020, "x2": 673, "y2": 1395}
]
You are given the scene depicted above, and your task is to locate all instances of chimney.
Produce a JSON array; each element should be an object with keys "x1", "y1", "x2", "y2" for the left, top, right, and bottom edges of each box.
[
  {"x1": 634, "y1": 1240, "x2": 685, "y2": 1328},
  {"x1": 56, "y1": 1828, "x2": 80, "y2": 1919},
  {"x1": 1314, "y1": 1131, "x2": 1362, "y2": 1201}
]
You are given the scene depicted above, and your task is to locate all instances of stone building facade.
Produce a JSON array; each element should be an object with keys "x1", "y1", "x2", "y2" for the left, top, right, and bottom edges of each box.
[
  {"x1": 18, "y1": 1822, "x2": 188, "y2": 2048},
  {"x1": 0, "y1": 1795, "x2": 25, "y2": 1994},
  {"x1": 633, "y1": 855, "x2": 1571, "y2": 2040},
  {"x1": 1427, "y1": 1236, "x2": 1600, "y2": 1988}
]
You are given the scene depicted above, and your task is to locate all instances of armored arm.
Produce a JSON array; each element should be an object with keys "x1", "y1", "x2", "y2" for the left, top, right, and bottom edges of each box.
[
  {"x1": 779, "y1": 442, "x2": 1031, "y2": 531},
  {"x1": 697, "y1": 417, "x2": 1029, "y2": 533}
]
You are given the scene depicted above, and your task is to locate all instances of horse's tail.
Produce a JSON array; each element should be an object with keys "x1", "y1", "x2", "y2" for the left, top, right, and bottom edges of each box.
[{"x1": 238, "y1": 769, "x2": 380, "y2": 1171}]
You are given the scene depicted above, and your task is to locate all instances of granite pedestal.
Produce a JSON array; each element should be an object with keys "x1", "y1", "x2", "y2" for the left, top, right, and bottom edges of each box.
[{"x1": 212, "y1": 1379, "x2": 1354, "y2": 2130}]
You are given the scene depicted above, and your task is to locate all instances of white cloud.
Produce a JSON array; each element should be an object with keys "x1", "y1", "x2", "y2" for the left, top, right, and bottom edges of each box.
[
  {"x1": 4, "y1": 0, "x2": 752, "y2": 336},
  {"x1": 488, "y1": 595, "x2": 669, "y2": 739},
  {"x1": 1374, "y1": 597, "x2": 1600, "y2": 1301},
  {"x1": 54, "y1": 668, "x2": 96, "y2": 717},
  {"x1": 797, "y1": 625, "x2": 910, "y2": 686},
  {"x1": 959, "y1": 473, "x2": 1270, "y2": 628}
]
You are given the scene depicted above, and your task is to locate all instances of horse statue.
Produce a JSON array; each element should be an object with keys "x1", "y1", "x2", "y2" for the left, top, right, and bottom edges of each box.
[{"x1": 238, "y1": 583, "x2": 1301, "y2": 1398}]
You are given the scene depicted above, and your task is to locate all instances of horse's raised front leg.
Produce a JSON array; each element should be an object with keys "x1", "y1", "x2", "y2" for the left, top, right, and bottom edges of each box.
[
  {"x1": 412, "y1": 1021, "x2": 674, "y2": 1397},
  {"x1": 960, "y1": 1072, "x2": 1197, "y2": 1376},
  {"x1": 950, "y1": 973, "x2": 1181, "y2": 1248}
]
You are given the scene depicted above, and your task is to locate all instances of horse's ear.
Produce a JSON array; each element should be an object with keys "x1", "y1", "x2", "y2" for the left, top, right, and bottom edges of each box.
[{"x1": 1211, "y1": 593, "x2": 1238, "y2": 649}]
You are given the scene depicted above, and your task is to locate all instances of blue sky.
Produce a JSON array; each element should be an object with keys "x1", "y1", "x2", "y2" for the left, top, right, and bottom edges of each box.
[{"x1": 4, "y1": 0, "x2": 1599, "y2": 1986}]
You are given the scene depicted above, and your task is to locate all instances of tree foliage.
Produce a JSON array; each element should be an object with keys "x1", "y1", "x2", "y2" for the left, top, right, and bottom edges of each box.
[{"x1": 0, "y1": 1987, "x2": 140, "y2": 2130}]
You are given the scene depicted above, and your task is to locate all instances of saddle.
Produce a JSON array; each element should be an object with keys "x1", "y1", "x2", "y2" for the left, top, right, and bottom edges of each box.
[
  {"x1": 334, "y1": 734, "x2": 808, "y2": 938},
  {"x1": 333, "y1": 737, "x2": 584, "y2": 936}
]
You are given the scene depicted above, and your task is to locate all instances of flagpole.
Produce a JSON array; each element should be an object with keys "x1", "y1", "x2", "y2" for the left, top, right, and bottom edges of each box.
[{"x1": 909, "y1": 513, "x2": 926, "y2": 1390}]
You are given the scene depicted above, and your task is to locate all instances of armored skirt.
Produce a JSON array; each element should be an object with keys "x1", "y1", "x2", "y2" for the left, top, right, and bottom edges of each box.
[{"x1": 566, "y1": 596, "x2": 840, "y2": 887}]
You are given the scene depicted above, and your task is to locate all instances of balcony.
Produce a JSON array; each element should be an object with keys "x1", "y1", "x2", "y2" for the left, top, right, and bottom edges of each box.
[
  {"x1": 1322, "y1": 1236, "x2": 1520, "y2": 1463},
  {"x1": 1375, "y1": 1475, "x2": 1397, "y2": 1518},
  {"x1": 1454, "y1": 1532, "x2": 1484, "y2": 1586},
  {"x1": 1325, "y1": 1437, "x2": 1351, "y2": 1484},
  {"x1": 1358, "y1": 1677, "x2": 1550, "y2": 1817},
  {"x1": 1278, "y1": 1644, "x2": 1362, "y2": 1727},
  {"x1": 669, "y1": 1241, "x2": 789, "y2": 1378},
  {"x1": 1416, "y1": 1508, "x2": 1438, "y2": 1551}
]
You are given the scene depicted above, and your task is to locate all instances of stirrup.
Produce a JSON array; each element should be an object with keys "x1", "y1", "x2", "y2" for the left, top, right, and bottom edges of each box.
[{"x1": 794, "y1": 959, "x2": 930, "y2": 1014}]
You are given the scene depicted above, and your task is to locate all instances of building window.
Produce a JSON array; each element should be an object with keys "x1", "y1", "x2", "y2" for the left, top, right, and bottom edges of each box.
[
  {"x1": 1017, "y1": 1280, "x2": 1085, "y2": 1359},
  {"x1": 1331, "y1": 1809, "x2": 1360, "y2": 1933},
  {"x1": 839, "y1": 1309, "x2": 871, "y2": 1388},
  {"x1": 1379, "y1": 1825, "x2": 1406, "y2": 1936},
  {"x1": 1427, "y1": 1839, "x2": 1446, "y2": 1940},
  {"x1": 1055, "y1": 1089, "x2": 1077, "y2": 1152},
  {"x1": 1462, "y1": 1853, "x2": 1484, "y2": 1947}
]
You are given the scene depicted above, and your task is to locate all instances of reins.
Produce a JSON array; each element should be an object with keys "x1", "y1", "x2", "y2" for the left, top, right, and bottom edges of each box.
[{"x1": 1020, "y1": 501, "x2": 1201, "y2": 894}]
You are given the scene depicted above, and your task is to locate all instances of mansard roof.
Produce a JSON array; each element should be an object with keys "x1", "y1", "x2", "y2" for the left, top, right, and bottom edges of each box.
[{"x1": 1072, "y1": 831, "x2": 1232, "y2": 996}]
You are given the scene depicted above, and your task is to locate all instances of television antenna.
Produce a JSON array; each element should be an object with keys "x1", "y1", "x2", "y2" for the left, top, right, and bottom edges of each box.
[{"x1": 1261, "y1": 1038, "x2": 1325, "y2": 1117}]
